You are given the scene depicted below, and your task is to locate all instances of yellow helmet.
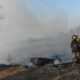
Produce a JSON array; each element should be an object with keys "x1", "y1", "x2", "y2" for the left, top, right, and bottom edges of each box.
[{"x1": 72, "y1": 35, "x2": 78, "y2": 40}]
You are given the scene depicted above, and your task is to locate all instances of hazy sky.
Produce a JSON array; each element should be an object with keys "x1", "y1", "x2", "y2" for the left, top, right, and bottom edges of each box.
[{"x1": 24, "y1": 0, "x2": 80, "y2": 28}]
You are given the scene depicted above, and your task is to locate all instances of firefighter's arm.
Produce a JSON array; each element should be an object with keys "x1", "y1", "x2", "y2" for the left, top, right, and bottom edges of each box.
[{"x1": 71, "y1": 43, "x2": 77, "y2": 52}]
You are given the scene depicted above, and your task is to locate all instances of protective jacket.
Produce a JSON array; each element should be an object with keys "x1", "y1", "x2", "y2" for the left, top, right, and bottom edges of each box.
[{"x1": 71, "y1": 40, "x2": 80, "y2": 52}]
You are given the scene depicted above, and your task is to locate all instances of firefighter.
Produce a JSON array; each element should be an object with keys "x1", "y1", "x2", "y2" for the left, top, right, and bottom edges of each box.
[{"x1": 71, "y1": 35, "x2": 80, "y2": 63}]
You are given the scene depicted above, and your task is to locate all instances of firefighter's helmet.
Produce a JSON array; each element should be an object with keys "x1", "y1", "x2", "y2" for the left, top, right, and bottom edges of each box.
[{"x1": 72, "y1": 35, "x2": 78, "y2": 40}]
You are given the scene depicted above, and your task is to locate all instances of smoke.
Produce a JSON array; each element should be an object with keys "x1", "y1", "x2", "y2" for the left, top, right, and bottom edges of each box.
[{"x1": 0, "y1": 0, "x2": 70, "y2": 64}]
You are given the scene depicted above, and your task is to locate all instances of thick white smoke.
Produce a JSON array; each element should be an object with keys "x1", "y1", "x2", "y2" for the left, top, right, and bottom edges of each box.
[{"x1": 0, "y1": 0, "x2": 69, "y2": 64}]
